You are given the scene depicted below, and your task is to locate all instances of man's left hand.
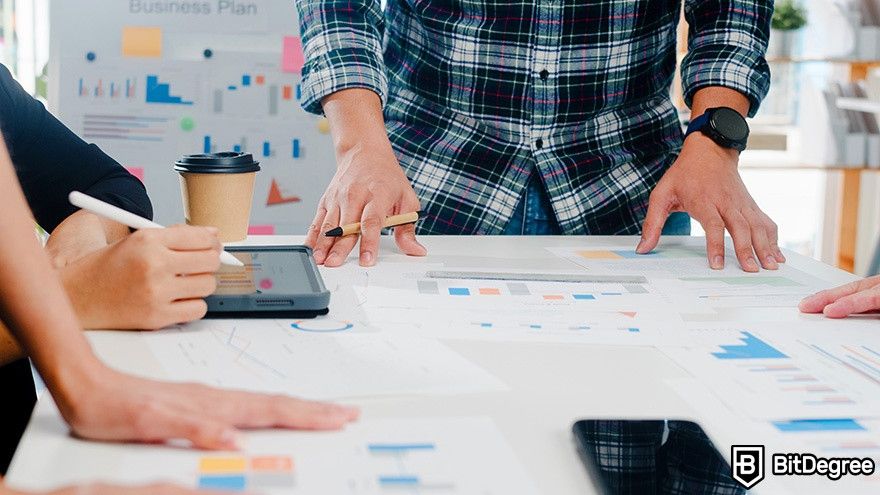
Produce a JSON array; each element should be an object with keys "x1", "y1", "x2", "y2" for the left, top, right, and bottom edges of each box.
[{"x1": 637, "y1": 134, "x2": 785, "y2": 272}]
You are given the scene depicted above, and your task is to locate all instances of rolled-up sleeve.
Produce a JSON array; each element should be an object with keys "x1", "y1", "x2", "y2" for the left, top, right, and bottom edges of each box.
[
  {"x1": 681, "y1": 0, "x2": 772, "y2": 117},
  {"x1": 296, "y1": 0, "x2": 388, "y2": 115}
]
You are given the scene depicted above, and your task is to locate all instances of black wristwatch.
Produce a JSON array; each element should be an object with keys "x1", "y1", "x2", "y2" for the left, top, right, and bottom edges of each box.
[{"x1": 684, "y1": 107, "x2": 749, "y2": 152}]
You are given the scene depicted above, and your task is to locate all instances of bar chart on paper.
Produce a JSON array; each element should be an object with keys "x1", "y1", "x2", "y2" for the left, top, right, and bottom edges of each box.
[
  {"x1": 354, "y1": 269, "x2": 681, "y2": 344},
  {"x1": 661, "y1": 326, "x2": 880, "y2": 420}
]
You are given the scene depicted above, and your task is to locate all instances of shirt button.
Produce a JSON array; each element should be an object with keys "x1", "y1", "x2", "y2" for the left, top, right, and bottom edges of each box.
[
  {"x1": 539, "y1": 69, "x2": 549, "y2": 80},
  {"x1": 535, "y1": 138, "x2": 544, "y2": 150}
]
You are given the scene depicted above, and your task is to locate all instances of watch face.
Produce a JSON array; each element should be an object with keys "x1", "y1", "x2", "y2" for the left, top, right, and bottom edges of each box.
[{"x1": 711, "y1": 108, "x2": 749, "y2": 142}]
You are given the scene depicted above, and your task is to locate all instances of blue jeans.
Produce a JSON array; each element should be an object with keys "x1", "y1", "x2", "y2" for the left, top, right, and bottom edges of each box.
[{"x1": 502, "y1": 175, "x2": 691, "y2": 236}]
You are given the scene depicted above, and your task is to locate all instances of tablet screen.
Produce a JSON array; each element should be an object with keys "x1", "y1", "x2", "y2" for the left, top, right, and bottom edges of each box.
[{"x1": 214, "y1": 249, "x2": 315, "y2": 296}]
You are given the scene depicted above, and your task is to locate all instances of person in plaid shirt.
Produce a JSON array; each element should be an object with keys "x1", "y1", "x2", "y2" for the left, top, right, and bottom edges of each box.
[{"x1": 298, "y1": 0, "x2": 785, "y2": 273}]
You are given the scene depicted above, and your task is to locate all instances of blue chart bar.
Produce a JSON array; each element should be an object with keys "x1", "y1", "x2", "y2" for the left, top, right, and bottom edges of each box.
[
  {"x1": 263, "y1": 141, "x2": 271, "y2": 157},
  {"x1": 773, "y1": 419, "x2": 865, "y2": 433},
  {"x1": 296, "y1": 84, "x2": 302, "y2": 100},
  {"x1": 368, "y1": 443, "x2": 436, "y2": 453},
  {"x1": 712, "y1": 332, "x2": 788, "y2": 360},
  {"x1": 292, "y1": 139, "x2": 301, "y2": 158},
  {"x1": 145, "y1": 75, "x2": 193, "y2": 105},
  {"x1": 78, "y1": 78, "x2": 84, "y2": 95},
  {"x1": 242, "y1": 74, "x2": 251, "y2": 86},
  {"x1": 198, "y1": 475, "x2": 247, "y2": 490},
  {"x1": 203, "y1": 136, "x2": 212, "y2": 154},
  {"x1": 573, "y1": 294, "x2": 595, "y2": 300},
  {"x1": 448, "y1": 287, "x2": 469, "y2": 296},
  {"x1": 378, "y1": 476, "x2": 419, "y2": 487},
  {"x1": 125, "y1": 79, "x2": 131, "y2": 98},
  {"x1": 228, "y1": 85, "x2": 237, "y2": 91}
]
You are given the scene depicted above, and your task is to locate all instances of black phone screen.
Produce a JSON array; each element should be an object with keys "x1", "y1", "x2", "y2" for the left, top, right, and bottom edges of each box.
[{"x1": 572, "y1": 419, "x2": 745, "y2": 495}]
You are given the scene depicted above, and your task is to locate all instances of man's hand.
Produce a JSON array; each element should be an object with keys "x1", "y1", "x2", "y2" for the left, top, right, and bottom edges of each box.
[
  {"x1": 799, "y1": 275, "x2": 880, "y2": 318},
  {"x1": 57, "y1": 366, "x2": 359, "y2": 452},
  {"x1": 305, "y1": 89, "x2": 426, "y2": 268},
  {"x1": 60, "y1": 225, "x2": 223, "y2": 330},
  {"x1": 637, "y1": 86, "x2": 784, "y2": 272},
  {"x1": 46, "y1": 210, "x2": 130, "y2": 268},
  {"x1": 637, "y1": 134, "x2": 784, "y2": 272}
]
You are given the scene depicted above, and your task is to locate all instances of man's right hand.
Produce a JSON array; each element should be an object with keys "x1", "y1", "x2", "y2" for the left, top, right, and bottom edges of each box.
[
  {"x1": 305, "y1": 89, "x2": 426, "y2": 268},
  {"x1": 60, "y1": 225, "x2": 222, "y2": 330}
]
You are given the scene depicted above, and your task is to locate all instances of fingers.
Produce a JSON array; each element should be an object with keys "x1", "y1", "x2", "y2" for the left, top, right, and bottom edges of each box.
[
  {"x1": 393, "y1": 194, "x2": 427, "y2": 256},
  {"x1": 358, "y1": 200, "x2": 391, "y2": 266},
  {"x1": 744, "y1": 209, "x2": 778, "y2": 270},
  {"x1": 170, "y1": 274, "x2": 217, "y2": 300},
  {"x1": 161, "y1": 411, "x2": 243, "y2": 450},
  {"x1": 799, "y1": 278, "x2": 878, "y2": 314},
  {"x1": 821, "y1": 287, "x2": 880, "y2": 318},
  {"x1": 305, "y1": 202, "x2": 328, "y2": 250},
  {"x1": 761, "y1": 211, "x2": 786, "y2": 263},
  {"x1": 167, "y1": 299, "x2": 209, "y2": 324},
  {"x1": 230, "y1": 393, "x2": 360, "y2": 430},
  {"x1": 324, "y1": 196, "x2": 364, "y2": 267},
  {"x1": 311, "y1": 204, "x2": 340, "y2": 265},
  {"x1": 168, "y1": 250, "x2": 222, "y2": 275},
  {"x1": 157, "y1": 225, "x2": 222, "y2": 252},
  {"x1": 637, "y1": 188, "x2": 671, "y2": 255},
  {"x1": 720, "y1": 209, "x2": 759, "y2": 272},
  {"x1": 699, "y1": 209, "x2": 727, "y2": 270}
]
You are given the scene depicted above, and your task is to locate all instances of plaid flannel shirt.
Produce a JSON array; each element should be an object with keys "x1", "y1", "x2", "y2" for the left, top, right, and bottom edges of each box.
[{"x1": 298, "y1": 1, "x2": 771, "y2": 235}]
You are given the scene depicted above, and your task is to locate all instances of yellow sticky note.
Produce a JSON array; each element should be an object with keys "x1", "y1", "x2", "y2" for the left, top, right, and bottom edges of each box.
[
  {"x1": 199, "y1": 457, "x2": 247, "y2": 474},
  {"x1": 576, "y1": 250, "x2": 623, "y2": 260},
  {"x1": 122, "y1": 26, "x2": 163, "y2": 58}
]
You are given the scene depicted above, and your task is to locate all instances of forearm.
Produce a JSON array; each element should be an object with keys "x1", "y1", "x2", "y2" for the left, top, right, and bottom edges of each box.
[
  {"x1": 689, "y1": 87, "x2": 750, "y2": 119},
  {"x1": 0, "y1": 144, "x2": 101, "y2": 410},
  {"x1": 322, "y1": 88, "x2": 391, "y2": 159}
]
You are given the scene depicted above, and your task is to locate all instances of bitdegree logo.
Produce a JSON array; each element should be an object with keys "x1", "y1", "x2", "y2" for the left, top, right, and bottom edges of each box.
[{"x1": 772, "y1": 453, "x2": 875, "y2": 480}]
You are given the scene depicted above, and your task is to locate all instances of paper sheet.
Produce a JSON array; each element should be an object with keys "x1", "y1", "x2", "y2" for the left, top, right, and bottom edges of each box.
[
  {"x1": 659, "y1": 323, "x2": 880, "y2": 420},
  {"x1": 145, "y1": 319, "x2": 507, "y2": 399},
  {"x1": 11, "y1": 413, "x2": 539, "y2": 495}
]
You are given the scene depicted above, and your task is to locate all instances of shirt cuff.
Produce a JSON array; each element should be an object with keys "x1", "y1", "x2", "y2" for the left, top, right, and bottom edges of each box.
[
  {"x1": 681, "y1": 45, "x2": 771, "y2": 118},
  {"x1": 300, "y1": 47, "x2": 388, "y2": 115}
]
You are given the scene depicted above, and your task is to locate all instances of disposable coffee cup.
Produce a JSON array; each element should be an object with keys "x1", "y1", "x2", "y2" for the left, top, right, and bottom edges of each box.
[{"x1": 174, "y1": 152, "x2": 260, "y2": 242}]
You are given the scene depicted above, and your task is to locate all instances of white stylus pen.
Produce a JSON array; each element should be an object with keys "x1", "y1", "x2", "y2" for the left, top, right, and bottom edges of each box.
[{"x1": 69, "y1": 191, "x2": 244, "y2": 267}]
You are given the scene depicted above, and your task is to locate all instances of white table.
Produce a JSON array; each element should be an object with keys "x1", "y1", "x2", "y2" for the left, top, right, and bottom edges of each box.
[{"x1": 6, "y1": 236, "x2": 857, "y2": 494}]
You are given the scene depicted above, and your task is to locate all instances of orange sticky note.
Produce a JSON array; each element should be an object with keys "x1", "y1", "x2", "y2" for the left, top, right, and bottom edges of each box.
[
  {"x1": 251, "y1": 456, "x2": 294, "y2": 472},
  {"x1": 478, "y1": 288, "x2": 501, "y2": 295},
  {"x1": 543, "y1": 295, "x2": 564, "y2": 300},
  {"x1": 576, "y1": 250, "x2": 623, "y2": 260},
  {"x1": 122, "y1": 26, "x2": 162, "y2": 58}
]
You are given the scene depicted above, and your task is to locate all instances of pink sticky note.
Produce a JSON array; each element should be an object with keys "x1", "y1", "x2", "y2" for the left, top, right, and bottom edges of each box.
[
  {"x1": 125, "y1": 166, "x2": 145, "y2": 183},
  {"x1": 248, "y1": 224, "x2": 275, "y2": 235},
  {"x1": 282, "y1": 36, "x2": 304, "y2": 74}
]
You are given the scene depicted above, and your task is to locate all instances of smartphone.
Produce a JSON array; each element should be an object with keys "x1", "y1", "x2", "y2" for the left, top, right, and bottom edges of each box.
[
  {"x1": 571, "y1": 419, "x2": 744, "y2": 495},
  {"x1": 205, "y1": 245, "x2": 330, "y2": 318}
]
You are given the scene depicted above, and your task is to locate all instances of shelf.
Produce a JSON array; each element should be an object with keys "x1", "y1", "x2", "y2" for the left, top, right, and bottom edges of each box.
[{"x1": 837, "y1": 97, "x2": 880, "y2": 113}]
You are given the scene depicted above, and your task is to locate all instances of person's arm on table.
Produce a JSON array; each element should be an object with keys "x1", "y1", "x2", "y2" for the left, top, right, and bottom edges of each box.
[
  {"x1": 0, "y1": 140, "x2": 357, "y2": 456},
  {"x1": 637, "y1": 0, "x2": 783, "y2": 272},
  {"x1": 0, "y1": 482, "x2": 233, "y2": 495},
  {"x1": 297, "y1": 1, "x2": 425, "y2": 267},
  {"x1": 799, "y1": 275, "x2": 880, "y2": 318}
]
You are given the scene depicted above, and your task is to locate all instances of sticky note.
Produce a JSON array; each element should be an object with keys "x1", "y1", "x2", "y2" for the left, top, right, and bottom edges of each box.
[
  {"x1": 478, "y1": 288, "x2": 501, "y2": 295},
  {"x1": 248, "y1": 225, "x2": 276, "y2": 235},
  {"x1": 576, "y1": 250, "x2": 623, "y2": 260},
  {"x1": 198, "y1": 475, "x2": 246, "y2": 491},
  {"x1": 251, "y1": 455, "x2": 294, "y2": 472},
  {"x1": 199, "y1": 457, "x2": 247, "y2": 474},
  {"x1": 282, "y1": 36, "x2": 304, "y2": 74},
  {"x1": 122, "y1": 26, "x2": 162, "y2": 58}
]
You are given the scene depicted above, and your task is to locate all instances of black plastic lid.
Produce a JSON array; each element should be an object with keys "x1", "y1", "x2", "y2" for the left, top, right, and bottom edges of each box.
[{"x1": 174, "y1": 152, "x2": 260, "y2": 174}]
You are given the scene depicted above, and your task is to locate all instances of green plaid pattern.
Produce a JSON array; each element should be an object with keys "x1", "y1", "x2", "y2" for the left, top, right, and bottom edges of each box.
[{"x1": 298, "y1": 1, "x2": 771, "y2": 234}]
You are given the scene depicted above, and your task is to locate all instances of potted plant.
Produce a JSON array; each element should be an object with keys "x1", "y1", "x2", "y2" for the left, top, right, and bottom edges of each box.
[{"x1": 767, "y1": 0, "x2": 808, "y2": 59}]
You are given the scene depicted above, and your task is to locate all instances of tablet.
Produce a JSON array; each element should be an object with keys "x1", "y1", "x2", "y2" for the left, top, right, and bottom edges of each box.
[{"x1": 205, "y1": 245, "x2": 330, "y2": 318}]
